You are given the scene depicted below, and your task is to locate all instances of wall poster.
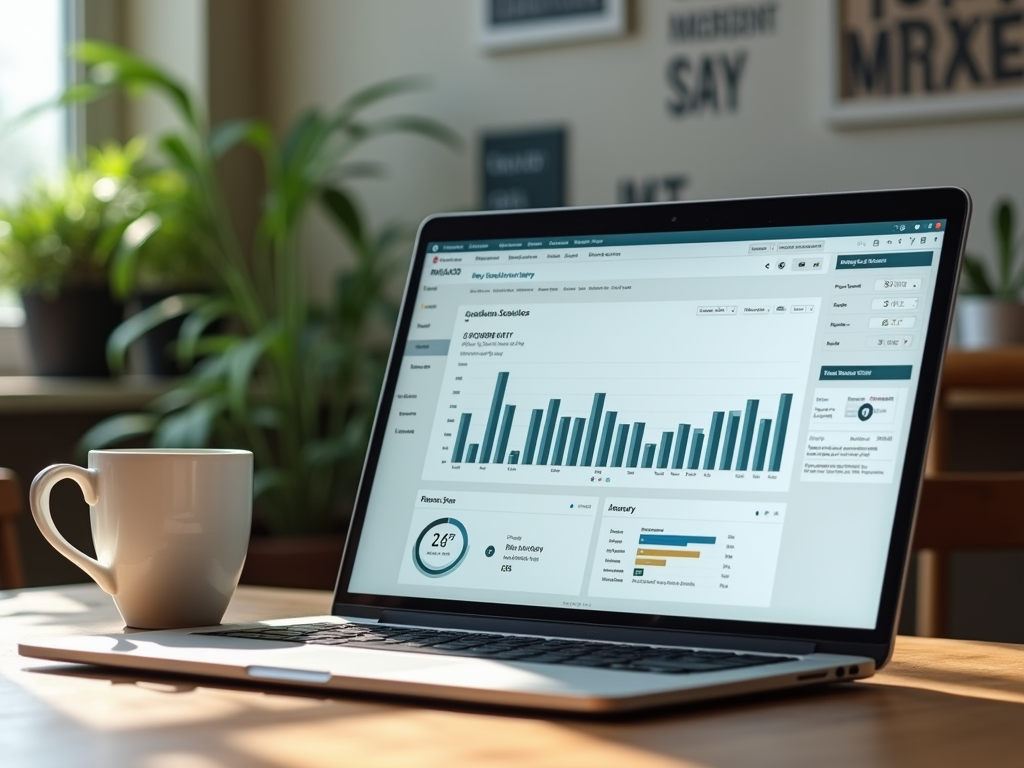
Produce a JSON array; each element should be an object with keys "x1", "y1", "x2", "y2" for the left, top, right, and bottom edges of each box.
[
  {"x1": 478, "y1": 0, "x2": 627, "y2": 52},
  {"x1": 831, "y1": 0, "x2": 1024, "y2": 126}
]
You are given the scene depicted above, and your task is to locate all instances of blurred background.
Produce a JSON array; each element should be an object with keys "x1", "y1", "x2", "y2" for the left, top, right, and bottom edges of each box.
[{"x1": 1, "y1": 0, "x2": 1023, "y2": 642}]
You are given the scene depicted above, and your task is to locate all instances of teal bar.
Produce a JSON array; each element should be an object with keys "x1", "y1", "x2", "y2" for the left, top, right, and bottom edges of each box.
[
  {"x1": 508, "y1": 450, "x2": 520, "y2": 465},
  {"x1": 596, "y1": 411, "x2": 618, "y2": 467},
  {"x1": 612, "y1": 424, "x2": 629, "y2": 467},
  {"x1": 753, "y1": 419, "x2": 771, "y2": 471},
  {"x1": 626, "y1": 422, "x2": 646, "y2": 468},
  {"x1": 551, "y1": 416, "x2": 571, "y2": 466},
  {"x1": 720, "y1": 411, "x2": 741, "y2": 470},
  {"x1": 835, "y1": 251, "x2": 933, "y2": 270},
  {"x1": 736, "y1": 399, "x2": 759, "y2": 471},
  {"x1": 566, "y1": 418, "x2": 586, "y2": 466},
  {"x1": 523, "y1": 408, "x2": 543, "y2": 464},
  {"x1": 671, "y1": 424, "x2": 690, "y2": 470},
  {"x1": 657, "y1": 431, "x2": 673, "y2": 469},
  {"x1": 703, "y1": 411, "x2": 725, "y2": 470},
  {"x1": 641, "y1": 444, "x2": 656, "y2": 468},
  {"x1": 493, "y1": 404, "x2": 516, "y2": 464},
  {"x1": 581, "y1": 393, "x2": 606, "y2": 467},
  {"x1": 819, "y1": 365, "x2": 912, "y2": 381},
  {"x1": 769, "y1": 394, "x2": 793, "y2": 472},
  {"x1": 536, "y1": 399, "x2": 561, "y2": 465},
  {"x1": 687, "y1": 429, "x2": 704, "y2": 470},
  {"x1": 453, "y1": 413, "x2": 472, "y2": 463},
  {"x1": 479, "y1": 372, "x2": 509, "y2": 463},
  {"x1": 466, "y1": 443, "x2": 479, "y2": 463}
]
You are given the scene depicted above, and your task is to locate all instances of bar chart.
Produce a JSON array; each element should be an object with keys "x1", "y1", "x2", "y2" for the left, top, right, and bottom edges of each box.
[{"x1": 422, "y1": 298, "x2": 817, "y2": 491}]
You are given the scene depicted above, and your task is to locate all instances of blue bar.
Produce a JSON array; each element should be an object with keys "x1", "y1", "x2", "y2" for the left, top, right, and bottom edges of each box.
[
  {"x1": 703, "y1": 412, "x2": 724, "y2": 470},
  {"x1": 536, "y1": 399, "x2": 561, "y2": 465},
  {"x1": 687, "y1": 429, "x2": 704, "y2": 470},
  {"x1": 493, "y1": 404, "x2": 516, "y2": 464},
  {"x1": 641, "y1": 443, "x2": 656, "y2": 468},
  {"x1": 508, "y1": 450, "x2": 520, "y2": 464},
  {"x1": 736, "y1": 399, "x2": 759, "y2": 471},
  {"x1": 596, "y1": 411, "x2": 618, "y2": 467},
  {"x1": 479, "y1": 372, "x2": 509, "y2": 463},
  {"x1": 612, "y1": 424, "x2": 629, "y2": 467},
  {"x1": 657, "y1": 432, "x2": 673, "y2": 469},
  {"x1": 566, "y1": 418, "x2": 586, "y2": 466},
  {"x1": 581, "y1": 393, "x2": 606, "y2": 467},
  {"x1": 720, "y1": 411, "x2": 741, "y2": 470},
  {"x1": 835, "y1": 251, "x2": 933, "y2": 270},
  {"x1": 523, "y1": 408, "x2": 543, "y2": 464},
  {"x1": 626, "y1": 422, "x2": 646, "y2": 468},
  {"x1": 551, "y1": 416, "x2": 571, "y2": 466},
  {"x1": 453, "y1": 413, "x2": 472, "y2": 463},
  {"x1": 466, "y1": 443, "x2": 479, "y2": 463},
  {"x1": 753, "y1": 419, "x2": 771, "y2": 471},
  {"x1": 671, "y1": 424, "x2": 690, "y2": 470},
  {"x1": 638, "y1": 534, "x2": 717, "y2": 547},
  {"x1": 769, "y1": 394, "x2": 793, "y2": 472}
]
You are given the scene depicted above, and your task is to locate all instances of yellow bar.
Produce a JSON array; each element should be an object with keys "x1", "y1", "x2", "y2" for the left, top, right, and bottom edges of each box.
[
  {"x1": 635, "y1": 558, "x2": 667, "y2": 567},
  {"x1": 636, "y1": 548, "x2": 701, "y2": 559}
]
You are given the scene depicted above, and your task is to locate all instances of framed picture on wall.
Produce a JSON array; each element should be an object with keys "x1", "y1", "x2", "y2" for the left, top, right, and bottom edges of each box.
[
  {"x1": 478, "y1": 0, "x2": 627, "y2": 53},
  {"x1": 829, "y1": 0, "x2": 1024, "y2": 127}
]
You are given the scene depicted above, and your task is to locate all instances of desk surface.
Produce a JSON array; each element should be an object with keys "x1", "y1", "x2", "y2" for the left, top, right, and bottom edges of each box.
[{"x1": 4, "y1": 585, "x2": 1024, "y2": 767}]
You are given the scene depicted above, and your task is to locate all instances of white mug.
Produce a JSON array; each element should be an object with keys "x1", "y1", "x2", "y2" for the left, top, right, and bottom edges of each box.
[{"x1": 30, "y1": 449, "x2": 252, "y2": 629}]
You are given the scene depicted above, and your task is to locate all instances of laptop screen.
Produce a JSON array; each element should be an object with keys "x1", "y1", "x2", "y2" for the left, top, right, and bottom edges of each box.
[{"x1": 346, "y1": 216, "x2": 948, "y2": 631}]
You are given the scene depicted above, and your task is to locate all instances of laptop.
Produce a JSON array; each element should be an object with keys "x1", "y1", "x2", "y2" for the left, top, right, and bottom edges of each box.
[{"x1": 21, "y1": 187, "x2": 971, "y2": 713}]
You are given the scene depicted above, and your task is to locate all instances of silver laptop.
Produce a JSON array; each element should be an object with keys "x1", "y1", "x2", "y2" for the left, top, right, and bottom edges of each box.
[{"x1": 21, "y1": 188, "x2": 971, "y2": 713}]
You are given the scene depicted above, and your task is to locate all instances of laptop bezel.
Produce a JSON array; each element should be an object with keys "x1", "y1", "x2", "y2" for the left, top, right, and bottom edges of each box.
[{"x1": 330, "y1": 187, "x2": 971, "y2": 664}]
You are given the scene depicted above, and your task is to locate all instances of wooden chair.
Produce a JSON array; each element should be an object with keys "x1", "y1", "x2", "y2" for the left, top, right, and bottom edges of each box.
[
  {"x1": 915, "y1": 348, "x2": 1024, "y2": 637},
  {"x1": 0, "y1": 468, "x2": 25, "y2": 589}
]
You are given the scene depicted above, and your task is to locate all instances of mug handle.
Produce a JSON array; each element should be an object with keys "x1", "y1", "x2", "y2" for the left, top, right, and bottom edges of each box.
[{"x1": 30, "y1": 464, "x2": 117, "y2": 595}]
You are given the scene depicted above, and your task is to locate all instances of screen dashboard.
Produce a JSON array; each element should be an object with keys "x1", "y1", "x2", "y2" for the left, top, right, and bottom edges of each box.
[{"x1": 345, "y1": 213, "x2": 951, "y2": 632}]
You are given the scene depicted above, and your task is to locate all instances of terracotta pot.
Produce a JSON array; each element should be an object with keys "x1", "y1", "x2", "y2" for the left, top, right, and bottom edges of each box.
[{"x1": 239, "y1": 535, "x2": 346, "y2": 590}]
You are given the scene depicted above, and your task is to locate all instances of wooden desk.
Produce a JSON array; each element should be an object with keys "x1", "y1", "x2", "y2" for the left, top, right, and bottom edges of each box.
[{"x1": 4, "y1": 585, "x2": 1024, "y2": 767}]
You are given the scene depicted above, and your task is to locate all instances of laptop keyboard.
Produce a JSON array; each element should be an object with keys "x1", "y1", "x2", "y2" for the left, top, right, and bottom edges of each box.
[{"x1": 199, "y1": 622, "x2": 797, "y2": 674}]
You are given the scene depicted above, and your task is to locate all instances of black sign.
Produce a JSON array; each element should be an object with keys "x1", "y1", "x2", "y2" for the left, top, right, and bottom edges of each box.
[
  {"x1": 490, "y1": 0, "x2": 606, "y2": 26},
  {"x1": 482, "y1": 128, "x2": 566, "y2": 210}
]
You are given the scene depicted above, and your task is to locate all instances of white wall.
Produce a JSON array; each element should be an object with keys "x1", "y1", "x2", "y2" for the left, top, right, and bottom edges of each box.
[{"x1": 261, "y1": 0, "x2": 1024, "y2": 286}]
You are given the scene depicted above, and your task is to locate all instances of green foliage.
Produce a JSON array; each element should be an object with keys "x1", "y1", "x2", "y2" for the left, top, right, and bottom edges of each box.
[
  {"x1": 69, "y1": 42, "x2": 459, "y2": 535},
  {"x1": 962, "y1": 199, "x2": 1024, "y2": 300}
]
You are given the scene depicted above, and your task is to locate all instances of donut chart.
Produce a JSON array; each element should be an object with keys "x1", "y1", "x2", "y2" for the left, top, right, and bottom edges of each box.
[{"x1": 412, "y1": 517, "x2": 469, "y2": 577}]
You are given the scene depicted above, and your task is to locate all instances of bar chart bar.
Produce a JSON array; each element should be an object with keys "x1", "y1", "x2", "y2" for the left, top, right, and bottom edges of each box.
[
  {"x1": 536, "y1": 399, "x2": 561, "y2": 466},
  {"x1": 523, "y1": 408, "x2": 543, "y2": 464},
  {"x1": 595, "y1": 411, "x2": 618, "y2": 467},
  {"x1": 671, "y1": 424, "x2": 691, "y2": 470},
  {"x1": 769, "y1": 394, "x2": 793, "y2": 472},
  {"x1": 703, "y1": 411, "x2": 725, "y2": 470},
  {"x1": 637, "y1": 548, "x2": 701, "y2": 559},
  {"x1": 635, "y1": 558, "x2": 667, "y2": 567},
  {"x1": 736, "y1": 399, "x2": 759, "y2": 471},
  {"x1": 479, "y1": 372, "x2": 509, "y2": 464},
  {"x1": 611, "y1": 424, "x2": 629, "y2": 467},
  {"x1": 641, "y1": 443, "x2": 656, "y2": 468},
  {"x1": 753, "y1": 418, "x2": 772, "y2": 471},
  {"x1": 626, "y1": 422, "x2": 646, "y2": 468},
  {"x1": 638, "y1": 534, "x2": 717, "y2": 546},
  {"x1": 551, "y1": 416, "x2": 571, "y2": 466},
  {"x1": 719, "y1": 410, "x2": 741, "y2": 470},
  {"x1": 453, "y1": 413, "x2": 472, "y2": 463},
  {"x1": 494, "y1": 404, "x2": 516, "y2": 464},
  {"x1": 687, "y1": 429, "x2": 705, "y2": 470},
  {"x1": 508, "y1": 451, "x2": 520, "y2": 465},
  {"x1": 566, "y1": 417, "x2": 586, "y2": 466},
  {"x1": 657, "y1": 431, "x2": 673, "y2": 469},
  {"x1": 466, "y1": 444, "x2": 479, "y2": 463},
  {"x1": 581, "y1": 393, "x2": 606, "y2": 467}
]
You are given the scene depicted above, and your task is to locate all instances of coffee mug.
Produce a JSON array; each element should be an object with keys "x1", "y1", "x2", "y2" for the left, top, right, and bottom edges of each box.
[{"x1": 30, "y1": 449, "x2": 252, "y2": 629}]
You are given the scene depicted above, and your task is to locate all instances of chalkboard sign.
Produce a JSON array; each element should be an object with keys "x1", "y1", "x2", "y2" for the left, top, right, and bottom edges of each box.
[
  {"x1": 481, "y1": 128, "x2": 566, "y2": 210},
  {"x1": 479, "y1": 0, "x2": 626, "y2": 52}
]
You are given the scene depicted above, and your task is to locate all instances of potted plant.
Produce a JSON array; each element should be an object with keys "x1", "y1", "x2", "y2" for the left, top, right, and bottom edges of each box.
[
  {"x1": 957, "y1": 198, "x2": 1024, "y2": 349},
  {"x1": 61, "y1": 42, "x2": 458, "y2": 584},
  {"x1": 0, "y1": 141, "x2": 146, "y2": 376}
]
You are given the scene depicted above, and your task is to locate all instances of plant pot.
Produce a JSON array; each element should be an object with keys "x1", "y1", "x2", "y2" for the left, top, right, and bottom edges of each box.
[
  {"x1": 954, "y1": 296, "x2": 1024, "y2": 349},
  {"x1": 239, "y1": 535, "x2": 346, "y2": 590},
  {"x1": 21, "y1": 287, "x2": 125, "y2": 377}
]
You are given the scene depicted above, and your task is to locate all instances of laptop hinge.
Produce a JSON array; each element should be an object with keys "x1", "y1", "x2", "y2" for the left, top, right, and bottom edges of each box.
[{"x1": 376, "y1": 610, "x2": 816, "y2": 656}]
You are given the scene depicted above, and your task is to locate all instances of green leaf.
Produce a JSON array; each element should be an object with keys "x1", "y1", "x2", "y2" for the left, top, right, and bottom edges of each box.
[
  {"x1": 320, "y1": 187, "x2": 363, "y2": 246},
  {"x1": 209, "y1": 118, "x2": 274, "y2": 159},
  {"x1": 253, "y1": 468, "x2": 288, "y2": 500},
  {"x1": 78, "y1": 412, "x2": 160, "y2": 455},
  {"x1": 226, "y1": 328, "x2": 278, "y2": 420},
  {"x1": 177, "y1": 298, "x2": 234, "y2": 365},
  {"x1": 346, "y1": 115, "x2": 461, "y2": 151},
  {"x1": 158, "y1": 134, "x2": 202, "y2": 177},
  {"x1": 995, "y1": 200, "x2": 1016, "y2": 291},
  {"x1": 109, "y1": 212, "x2": 162, "y2": 298},
  {"x1": 961, "y1": 254, "x2": 994, "y2": 295},
  {"x1": 106, "y1": 293, "x2": 209, "y2": 374},
  {"x1": 153, "y1": 396, "x2": 225, "y2": 448},
  {"x1": 329, "y1": 76, "x2": 429, "y2": 128}
]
